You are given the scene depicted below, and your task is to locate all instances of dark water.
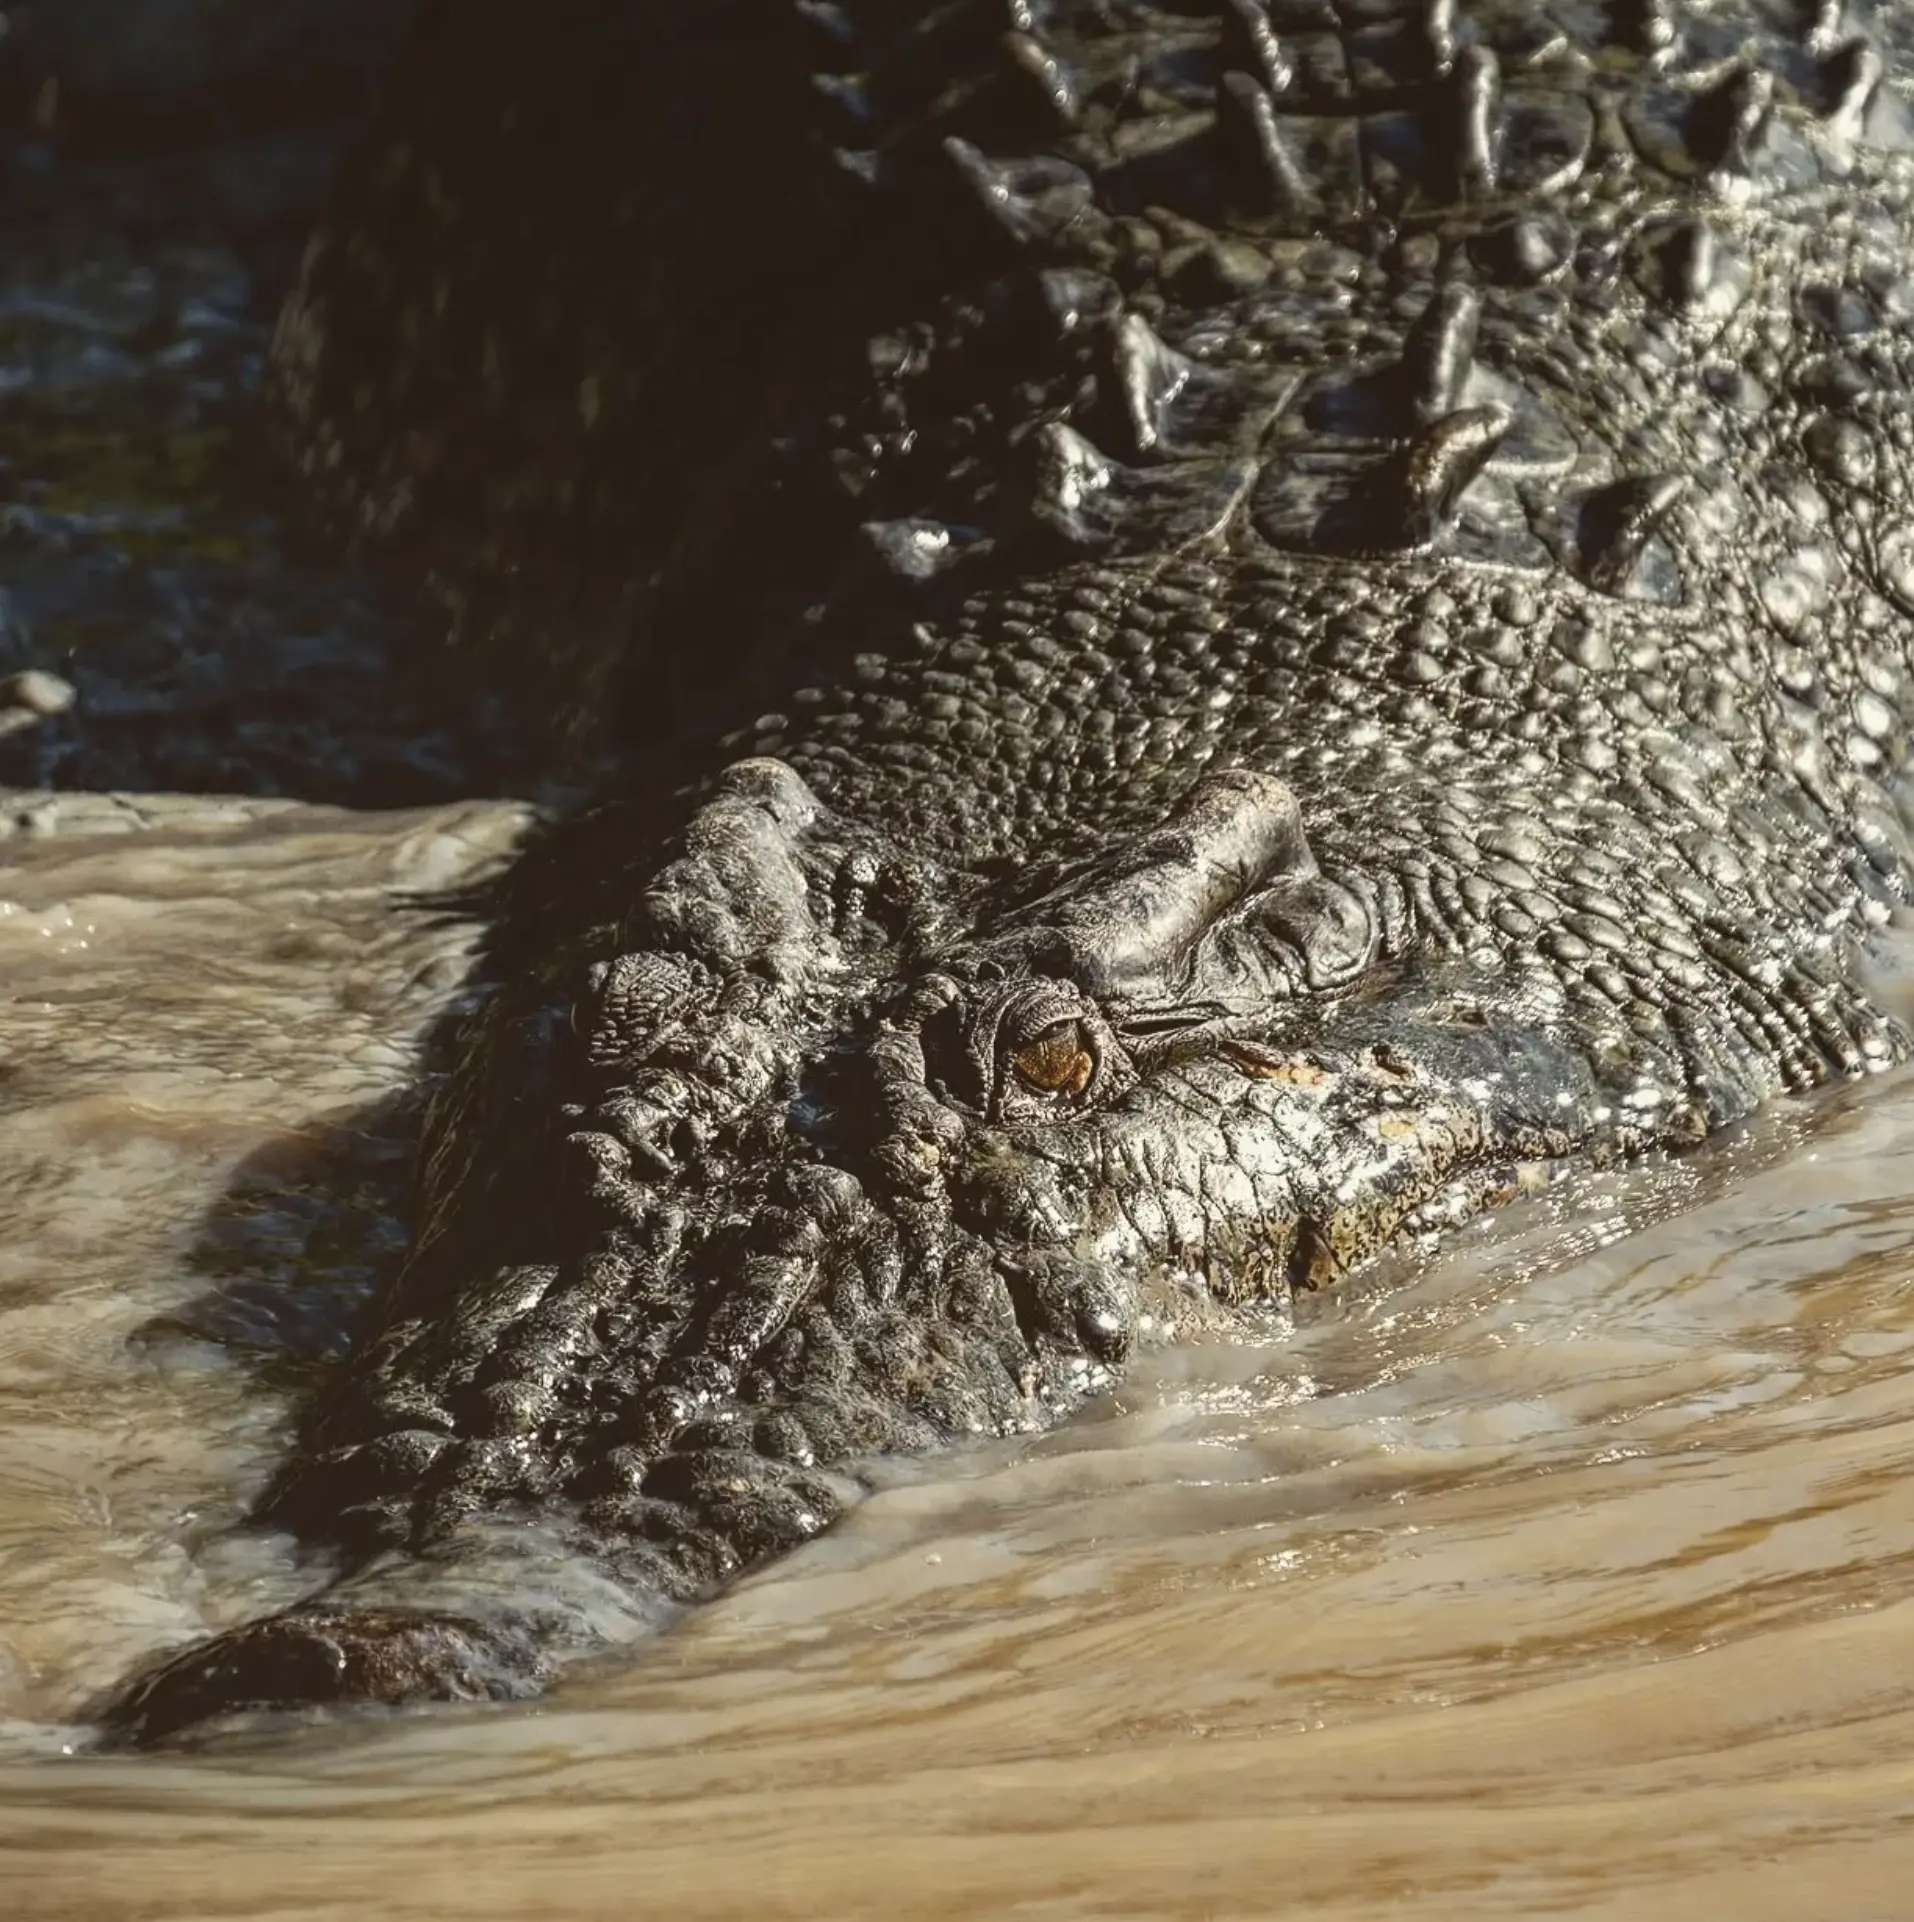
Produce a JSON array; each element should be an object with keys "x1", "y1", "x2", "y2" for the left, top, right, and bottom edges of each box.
[
  {"x1": 0, "y1": 131, "x2": 526, "y2": 808},
  {"x1": 2, "y1": 119, "x2": 1914, "y2": 1922}
]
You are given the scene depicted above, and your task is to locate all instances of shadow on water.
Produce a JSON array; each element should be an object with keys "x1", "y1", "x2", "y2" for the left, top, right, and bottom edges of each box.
[
  {"x1": 102, "y1": 827, "x2": 526, "y2": 1638},
  {"x1": 139, "y1": 1092, "x2": 423, "y2": 1406}
]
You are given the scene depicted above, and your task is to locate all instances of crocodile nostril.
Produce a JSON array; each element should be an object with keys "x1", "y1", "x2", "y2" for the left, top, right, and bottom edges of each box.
[
  {"x1": 1366, "y1": 1042, "x2": 1421, "y2": 1079},
  {"x1": 1426, "y1": 1001, "x2": 1490, "y2": 1030}
]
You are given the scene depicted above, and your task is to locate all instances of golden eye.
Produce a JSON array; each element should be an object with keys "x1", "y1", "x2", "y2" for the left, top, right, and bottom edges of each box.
[{"x1": 1010, "y1": 1019, "x2": 1095, "y2": 1097}]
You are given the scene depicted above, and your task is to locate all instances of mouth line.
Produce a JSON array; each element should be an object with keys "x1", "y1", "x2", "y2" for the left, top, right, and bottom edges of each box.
[
  {"x1": 1184, "y1": 1145, "x2": 1581, "y2": 1317},
  {"x1": 1380, "y1": 1148, "x2": 1574, "y2": 1249}
]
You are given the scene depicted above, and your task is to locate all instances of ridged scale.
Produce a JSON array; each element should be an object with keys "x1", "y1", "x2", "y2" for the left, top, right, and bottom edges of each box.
[{"x1": 813, "y1": 0, "x2": 1914, "y2": 602}]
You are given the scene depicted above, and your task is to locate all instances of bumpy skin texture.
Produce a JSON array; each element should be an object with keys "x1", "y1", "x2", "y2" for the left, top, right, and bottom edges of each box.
[{"x1": 99, "y1": 0, "x2": 1914, "y2": 1742}]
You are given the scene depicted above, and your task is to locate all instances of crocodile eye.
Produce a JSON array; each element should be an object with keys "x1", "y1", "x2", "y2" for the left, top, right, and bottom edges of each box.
[{"x1": 1010, "y1": 1019, "x2": 1096, "y2": 1097}]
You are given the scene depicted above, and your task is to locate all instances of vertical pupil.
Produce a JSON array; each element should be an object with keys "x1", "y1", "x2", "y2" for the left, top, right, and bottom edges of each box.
[{"x1": 1012, "y1": 1020, "x2": 1093, "y2": 1095}]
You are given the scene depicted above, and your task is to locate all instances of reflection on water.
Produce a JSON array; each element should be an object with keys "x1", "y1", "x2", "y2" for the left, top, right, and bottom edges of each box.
[{"x1": 2, "y1": 793, "x2": 1914, "y2": 1917}]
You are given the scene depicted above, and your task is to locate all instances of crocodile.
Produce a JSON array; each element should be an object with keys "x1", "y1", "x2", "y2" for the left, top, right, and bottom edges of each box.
[{"x1": 96, "y1": 0, "x2": 1914, "y2": 1743}]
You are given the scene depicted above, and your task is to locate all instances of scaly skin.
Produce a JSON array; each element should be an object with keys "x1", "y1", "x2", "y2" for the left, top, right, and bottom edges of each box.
[{"x1": 97, "y1": 0, "x2": 1914, "y2": 1742}]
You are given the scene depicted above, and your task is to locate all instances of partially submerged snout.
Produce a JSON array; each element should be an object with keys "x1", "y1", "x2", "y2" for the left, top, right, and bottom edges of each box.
[
  {"x1": 933, "y1": 947, "x2": 1611, "y2": 1343},
  {"x1": 92, "y1": 748, "x2": 1892, "y2": 1746}
]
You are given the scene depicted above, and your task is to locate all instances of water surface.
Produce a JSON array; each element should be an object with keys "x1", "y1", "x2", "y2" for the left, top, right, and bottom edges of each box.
[{"x1": 4, "y1": 893, "x2": 1914, "y2": 1920}]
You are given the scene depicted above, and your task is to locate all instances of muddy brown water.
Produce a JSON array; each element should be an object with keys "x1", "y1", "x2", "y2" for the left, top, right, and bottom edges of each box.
[
  {"x1": 4, "y1": 126, "x2": 1914, "y2": 1922},
  {"x1": 3, "y1": 791, "x2": 1914, "y2": 1920}
]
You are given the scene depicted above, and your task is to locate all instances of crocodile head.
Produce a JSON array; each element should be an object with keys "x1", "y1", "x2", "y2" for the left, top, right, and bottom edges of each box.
[
  {"x1": 381, "y1": 744, "x2": 1886, "y2": 1525},
  {"x1": 342, "y1": 752, "x2": 1727, "y2": 1538},
  {"x1": 237, "y1": 756, "x2": 1584, "y2": 1550},
  {"x1": 98, "y1": 739, "x2": 1901, "y2": 1748}
]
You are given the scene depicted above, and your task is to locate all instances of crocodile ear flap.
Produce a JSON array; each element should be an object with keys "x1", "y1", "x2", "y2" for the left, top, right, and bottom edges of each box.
[{"x1": 936, "y1": 770, "x2": 1379, "y2": 1077}]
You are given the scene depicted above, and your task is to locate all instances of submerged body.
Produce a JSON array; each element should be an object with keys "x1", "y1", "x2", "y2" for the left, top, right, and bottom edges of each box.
[{"x1": 100, "y1": 0, "x2": 1914, "y2": 1739}]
